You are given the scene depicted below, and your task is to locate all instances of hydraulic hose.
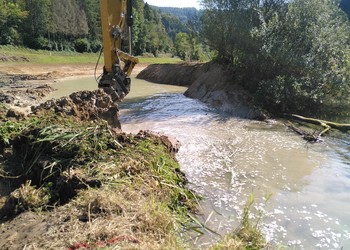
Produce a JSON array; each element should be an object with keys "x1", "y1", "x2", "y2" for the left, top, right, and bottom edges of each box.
[
  {"x1": 126, "y1": 0, "x2": 133, "y2": 54},
  {"x1": 126, "y1": 0, "x2": 133, "y2": 27}
]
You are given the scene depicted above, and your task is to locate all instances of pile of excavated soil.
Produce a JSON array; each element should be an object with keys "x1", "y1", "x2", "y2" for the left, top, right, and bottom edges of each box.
[
  {"x1": 32, "y1": 89, "x2": 121, "y2": 128},
  {"x1": 137, "y1": 62, "x2": 267, "y2": 120},
  {"x1": 136, "y1": 63, "x2": 205, "y2": 86},
  {"x1": 0, "y1": 54, "x2": 29, "y2": 63}
]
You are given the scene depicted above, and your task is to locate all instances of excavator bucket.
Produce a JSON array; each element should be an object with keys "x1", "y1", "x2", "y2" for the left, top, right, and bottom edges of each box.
[{"x1": 98, "y1": 0, "x2": 138, "y2": 103}]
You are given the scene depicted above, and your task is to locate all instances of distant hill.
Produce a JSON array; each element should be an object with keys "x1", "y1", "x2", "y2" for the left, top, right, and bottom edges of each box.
[{"x1": 153, "y1": 7, "x2": 200, "y2": 23}]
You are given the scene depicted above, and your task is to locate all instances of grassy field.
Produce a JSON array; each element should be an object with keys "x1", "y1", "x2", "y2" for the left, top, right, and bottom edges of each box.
[{"x1": 0, "y1": 45, "x2": 182, "y2": 64}]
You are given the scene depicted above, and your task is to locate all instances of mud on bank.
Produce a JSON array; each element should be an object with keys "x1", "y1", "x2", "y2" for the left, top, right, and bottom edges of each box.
[
  {"x1": 0, "y1": 73, "x2": 54, "y2": 109},
  {"x1": 0, "y1": 62, "x2": 103, "y2": 111},
  {"x1": 0, "y1": 90, "x2": 198, "y2": 249}
]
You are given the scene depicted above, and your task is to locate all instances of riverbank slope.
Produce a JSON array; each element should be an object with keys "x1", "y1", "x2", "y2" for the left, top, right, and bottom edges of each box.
[{"x1": 137, "y1": 62, "x2": 267, "y2": 120}]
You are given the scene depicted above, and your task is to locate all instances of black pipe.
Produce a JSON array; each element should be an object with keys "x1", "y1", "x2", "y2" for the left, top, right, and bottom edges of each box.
[{"x1": 126, "y1": 0, "x2": 133, "y2": 27}]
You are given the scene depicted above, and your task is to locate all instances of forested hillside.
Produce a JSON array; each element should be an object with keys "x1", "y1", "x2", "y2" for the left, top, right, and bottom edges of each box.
[
  {"x1": 155, "y1": 7, "x2": 199, "y2": 23},
  {"x1": 0, "y1": 0, "x2": 203, "y2": 59},
  {"x1": 0, "y1": 0, "x2": 99, "y2": 51}
]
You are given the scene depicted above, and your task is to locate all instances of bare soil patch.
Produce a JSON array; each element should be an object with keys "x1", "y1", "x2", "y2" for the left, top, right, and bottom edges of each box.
[
  {"x1": 0, "y1": 54, "x2": 29, "y2": 63},
  {"x1": 32, "y1": 89, "x2": 121, "y2": 128}
]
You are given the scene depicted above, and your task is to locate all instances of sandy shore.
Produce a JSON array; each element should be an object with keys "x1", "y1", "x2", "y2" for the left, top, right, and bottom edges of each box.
[{"x1": 0, "y1": 62, "x2": 149, "y2": 80}]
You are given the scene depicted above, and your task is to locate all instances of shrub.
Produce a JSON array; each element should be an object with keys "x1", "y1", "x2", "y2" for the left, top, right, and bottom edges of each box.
[
  {"x1": 74, "y1": 38, "x2": 90, "y2": 53},
  {"x1": 200, "y1": 0, "x2": 350, "y2": 114}
]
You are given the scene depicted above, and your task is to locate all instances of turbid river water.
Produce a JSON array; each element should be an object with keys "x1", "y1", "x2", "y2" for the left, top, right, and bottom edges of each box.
[{"x1": 48, "y1": 76, "x2": 350, "y2": 249}]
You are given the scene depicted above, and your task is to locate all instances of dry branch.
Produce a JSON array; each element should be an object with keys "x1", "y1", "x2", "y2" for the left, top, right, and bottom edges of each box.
[
  {"x1": 286, "y1": 114, "x2": 350, "y2": 142},
  {"x1": 290, "y1": 114, "x2": 350, "y2": 133}
]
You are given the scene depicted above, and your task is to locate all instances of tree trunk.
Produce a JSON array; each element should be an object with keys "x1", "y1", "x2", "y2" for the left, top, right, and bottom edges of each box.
[{"x1": 286, "y1": 114, "x2": 350, "y2": 142}]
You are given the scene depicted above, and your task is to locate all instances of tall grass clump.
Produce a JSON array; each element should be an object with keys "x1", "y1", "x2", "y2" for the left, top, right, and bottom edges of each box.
[
  {"x1": 210, "y1": 195, "x2": 266, "y2": 250},
  {"x1": 0, "y1": 109, "x2": 199, "y2": 249}
]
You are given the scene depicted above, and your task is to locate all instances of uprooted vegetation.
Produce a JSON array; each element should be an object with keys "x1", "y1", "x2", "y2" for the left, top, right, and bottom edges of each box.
[
  {"x1": 0, "y1": 97, "x2": 198, "y2": 249},
  {"x1": 0, "y1": 89, "x2": 267, "y2": 249}
]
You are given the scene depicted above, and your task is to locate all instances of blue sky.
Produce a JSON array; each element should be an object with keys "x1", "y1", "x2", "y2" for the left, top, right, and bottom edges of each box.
[{"x1": 144, "y1": 0, "x2": 200, "y2": 9}]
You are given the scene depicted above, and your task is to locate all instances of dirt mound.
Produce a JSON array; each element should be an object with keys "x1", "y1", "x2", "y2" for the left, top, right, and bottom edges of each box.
[
  {"x1": 137, "y1": 62, "x2": 266, "y2": 120},
  {"x1": 0, "y1": 54, "x2": 29, "y2": 63},
  {"x1": 32, "y1": 89, "x2": 121, "y2": 128},
  {"x1": 136, "y1": 63, "x2": 205, "y2": 86},
  {"x1": 0, "y1": 108, "x2": 25, "y2": 121}
]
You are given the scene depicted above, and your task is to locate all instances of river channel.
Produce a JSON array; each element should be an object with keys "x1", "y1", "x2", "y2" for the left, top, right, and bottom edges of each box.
[{"x1": 48, "y1": 76, "x2": 350, "y2": 249}]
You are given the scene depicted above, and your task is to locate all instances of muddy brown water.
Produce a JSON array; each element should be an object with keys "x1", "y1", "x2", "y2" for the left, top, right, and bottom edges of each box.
[{"x1": 46, "y1": 77, "x2": 350, "y2": 249}]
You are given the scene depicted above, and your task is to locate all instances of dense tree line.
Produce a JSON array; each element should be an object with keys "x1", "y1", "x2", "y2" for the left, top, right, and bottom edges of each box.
[
  {"x1": 0, "y1": 0, "x2": 203, "y2": 59},
  {"x1": 0, "y1": 0, "x2": 102, "y2": 52},
  {"x1": 200, "y1": 0, "x2": 350, "y2": 115}
]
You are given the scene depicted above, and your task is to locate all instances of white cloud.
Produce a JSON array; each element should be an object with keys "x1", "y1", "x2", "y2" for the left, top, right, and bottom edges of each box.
[{"x1": 145, "y1": 0, "x2": 200, "y2": 9}]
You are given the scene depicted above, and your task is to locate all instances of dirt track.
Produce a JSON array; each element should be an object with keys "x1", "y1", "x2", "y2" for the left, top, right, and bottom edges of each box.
[
  {"x1": 0, "y1": 63, "x2": 96, "y2": 78},
  {"x1": 0, "y1": 63, "x2": 148, "y2": 78}
]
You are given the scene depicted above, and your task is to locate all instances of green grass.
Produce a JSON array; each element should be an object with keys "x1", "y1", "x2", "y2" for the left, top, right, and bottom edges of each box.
[
  {"x1": 0, "y1": 45, "x2": 182, "y2": 64},
  {"x1": 210, "y1": 195, "x2": 266, "y2": 250},
  {"x1": 138, "y1": 57, "x2": 182, "y2": 64},
  {"x1": 0, "y1": 45, "x2": 98, "y2": 64},
  {"x1": 0, "y1": 110, "x2": 197, "y2": 248}
]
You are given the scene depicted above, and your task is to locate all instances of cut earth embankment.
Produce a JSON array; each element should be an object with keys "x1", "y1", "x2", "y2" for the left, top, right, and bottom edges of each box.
[{"x1": 137, "y1": 62, "x2": 267, "y2": 120}]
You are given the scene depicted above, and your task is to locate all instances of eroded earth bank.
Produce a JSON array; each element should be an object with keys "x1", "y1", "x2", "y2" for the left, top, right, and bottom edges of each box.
[{"x1": 137, "y1": 62, "x2": 267, "y2": 120}]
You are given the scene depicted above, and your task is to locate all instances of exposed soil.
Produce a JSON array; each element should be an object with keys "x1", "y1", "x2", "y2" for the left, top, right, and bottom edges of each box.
[
  {"x1": 32, "y1": 89, "x2": 121, "y2": 128},
  {"x1": 137, "y1": 62, "x2": 267, "y2": 120},
  {"x1": 0, "y1": 63, "x2": 97, "y2": 77},
  {"x1": 0, "y1": 73, "x2": 54, "y2": 109},
  {"x1": 136, "y1": 62, "x2": 205, "y2": 86},
  {"x1": 0, "y1": 63, "x2": 149, "y2": 112},
  {"x1": 0, "y1": 54, "x2": 30, "y2": 63},
  {"x1": 0, "y1": 63, "x2": 95, "y2": 112}
]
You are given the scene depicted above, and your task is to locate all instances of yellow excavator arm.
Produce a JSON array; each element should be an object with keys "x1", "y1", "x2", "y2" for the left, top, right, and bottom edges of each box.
[{"x1": 99, "y1": 0, "x2": 139, "y2": 102}]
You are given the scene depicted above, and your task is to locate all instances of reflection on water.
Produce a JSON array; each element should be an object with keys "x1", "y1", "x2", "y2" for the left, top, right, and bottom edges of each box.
[
  {"x1": 45, "y1": 77, "x2": 97, "y2": 100},
  {"x1": 48, "y1": 77, "x2": 350, "y2": 249},
  {"x1": 119, "y1": 91, "x2": 350, "y2": 250}
]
